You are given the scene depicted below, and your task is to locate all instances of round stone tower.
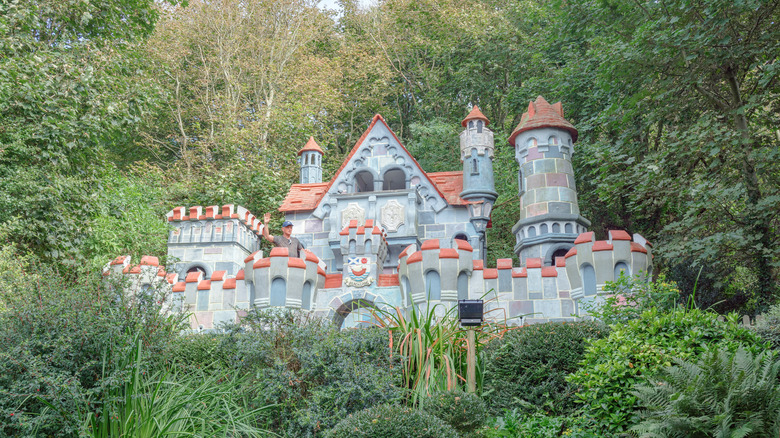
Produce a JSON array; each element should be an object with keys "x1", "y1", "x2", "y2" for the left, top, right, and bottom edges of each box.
[
  {"x1": 459, "y1": 106, "x2": 498, "y2": 261},
  {"x1": 298, "y1": 136, "x2": 324, "y2": 184},
  {"x1": 508, "y1": 96, "x2": 590, "y2": 266}
]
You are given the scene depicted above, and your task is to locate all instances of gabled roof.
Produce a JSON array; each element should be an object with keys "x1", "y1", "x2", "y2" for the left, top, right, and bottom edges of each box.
[
  {"x1": 508, "y1": 96, "x2": 578, "y2": 144},
  {"x1": 279, "y1": 182, "x2": 329, "y2": 212},
  {"x1": 281, "y1": 114, "x2": 448, "y2": 213},
  {"x1": 461, "y1": 106, "x2": 490, "y2": 127},
  {"x1": 298, "y1": 136, "x2": 323, "y2": 156},
  {"x1": 427, "y1": 171, "x2": 469, "y2": 205}
]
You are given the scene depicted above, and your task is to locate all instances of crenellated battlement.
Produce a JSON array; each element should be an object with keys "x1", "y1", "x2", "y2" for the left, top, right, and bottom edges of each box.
[{"x1": 247, "y1": 248, "x2": 326, "y2": 310}]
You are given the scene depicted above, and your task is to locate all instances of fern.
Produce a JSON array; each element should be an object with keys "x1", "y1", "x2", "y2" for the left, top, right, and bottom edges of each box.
[{"x1": 631, "y1": 345, "x2": 780, "y2": 438}]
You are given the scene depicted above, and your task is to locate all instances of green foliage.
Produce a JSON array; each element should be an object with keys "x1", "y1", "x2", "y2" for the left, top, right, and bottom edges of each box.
[
  {"x1": 0, "y1": 257, "x2": 185, "y2": 436},
  {"x1": 478, "y1": 411, "x2": 616, "y2": 438},
  {"x1": 567, "y1": 308, "x2": 770, "y2": 433},
  {"x1": 583, "y1": 273, "x2": 681, "y2": 324},
  {"x1": 223, "y1": 309, "x2": 403, "y2": 437},
  {"x1": 75, "y1": 335, "x2": 271, "y2": 437},
  {"x1": 632, "y1": 345, "x2": 780, "y2": 438},
  {"x1": 166, "y1": 333, "x2": 235, "y2": 373},
  {"x1": 419, "y1": 390, "x2": 487, "y2": 434},
  {"x1": 750, "y1": 302, "x2": 780, "y2": 351},
  {"x1": 482, "y1": 321, "x2": 610, "y2": 416},
  {"x1": 326, "y1": 403, "x2": 459, "y2": 438}
]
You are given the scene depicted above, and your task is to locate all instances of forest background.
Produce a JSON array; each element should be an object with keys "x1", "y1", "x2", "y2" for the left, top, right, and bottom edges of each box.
[{"x1": 0, "y1": 0, "x2": 778, "y2": 314}]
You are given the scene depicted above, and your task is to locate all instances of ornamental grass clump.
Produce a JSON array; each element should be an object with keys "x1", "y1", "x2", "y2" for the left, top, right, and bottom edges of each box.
[
  {"x1": 373, "y1": 299, "x2": 508, "y2": 405},
  {"x1": 420, "y1": 390, "x2": 487, "y2": 434}
]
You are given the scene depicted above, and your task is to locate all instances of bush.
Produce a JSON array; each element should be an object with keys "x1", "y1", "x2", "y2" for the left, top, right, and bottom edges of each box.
[
  {"x1": 224, "y1": 309, "x2": 404, "y2": 437},
  {"x1": 0, "y1": 257, "x2": 185, "y2": 437},
  {"x1": 583, "y1": 273, "x2": 681, "y2": 324},
  {"x1": 751, "y1": 302, "x2": 780, "y2": 350},
  {"x1": 631, "y1": 345, "x2": 780, "y2": 437},
  {"x1": 482, "y1": 321, "x2": 610, "y2": 415},
  {"x1": 166, "y1": 333, "x2": 235, "y2": 372},
  {"x1": 477, "y1": 411, "x2": 618, "y2": 438},
  {"x1": 326, "y1": 404, "x2": 459, "y2": 438},
  {"x1": 420, "y1": 390, "x2": 487, "y2": 434},
  {"x1": 567, "y1": 308, "x2": 769, "y2": 433}
]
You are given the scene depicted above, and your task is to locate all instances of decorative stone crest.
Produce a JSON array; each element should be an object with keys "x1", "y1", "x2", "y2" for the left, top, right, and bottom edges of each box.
[
  {"x1": 381, "y1": 199, "x2": 405, "y2": 232},
  {"x1": 344, "y1": 256, "x2": 374, "y2": 287},
  {"x1": 341, "y1": 203, "x2": 365, "y2": 228}
]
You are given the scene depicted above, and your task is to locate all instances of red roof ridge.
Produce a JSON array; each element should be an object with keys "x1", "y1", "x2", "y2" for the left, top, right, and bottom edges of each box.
[
  {"x1": 298, "y1": 136, "x2": 324, "y2": 156},
  {"x1": 461, "y1": 105, "x2": 490, "y2": 127},
  {"x1": 508, "y1": 96, "x2": 578, "y2": 145}
]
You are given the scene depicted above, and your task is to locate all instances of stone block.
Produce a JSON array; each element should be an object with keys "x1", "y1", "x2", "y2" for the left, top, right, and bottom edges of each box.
[
  {"x1": 545, "y1": 145, "x2": 563, "y2": 159},
  {"x1": 561, "y1": 299, "x2": 575, "y2": 317},
  {"x1": 534, "y1": 159, "x2": 556, "y2": 174},
  {"x1": 543, "y1": 277, "x2": 557, "y2": 299},
  {"x1": 548, "y1": 202, "x2": 572, "y2": 215},
  {"x1": 187, "y1": 248, "x2": 204, "y2": 262},
  {"x1": 535, "y1": 300, "x2": 562, "y2": 318},
  {"x1": 213, "y1": 310, "x2": 236, "y2": 327},
  {"x1": 418, "y1": 211, "x2": 435, "y2": 225},
  {"x1": 223, "y1": 289, "x2": 235, "y2": 308},
  {"x1": 529, "y1": 292, "x2": 543, "y2": 300},
  {"x1": 535, "y1": 187, "x2": 561, "y2": 203},
  {"x1": 498, "y1": 269, "x2": 512, "y2": 293},
  {"x1": 513, "y1": 277, "x2": 528, "y2": 300}
]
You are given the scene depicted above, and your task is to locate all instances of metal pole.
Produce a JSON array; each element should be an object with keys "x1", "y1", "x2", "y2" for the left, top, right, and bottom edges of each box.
[{"x1": 467, "y1": 328, "x2": 476, "y2": 393}]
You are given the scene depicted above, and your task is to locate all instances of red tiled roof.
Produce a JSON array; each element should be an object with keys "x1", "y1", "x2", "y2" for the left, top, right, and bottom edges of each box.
[
  {"x1": 298, "y1": 136, "x2": 324, "y2": 156},
  {"x1": 427, "y1": 171, "x2": 469, "y2": 206},
  {"x1": 461, "y1": 106, "x2": 490, "y2": 127},
  {"x1": 279, "y1": 182, "x2": 329, "y2": 213},
  {"x1": 509, "y1": 96, "x2": 578, "y2": 145}
]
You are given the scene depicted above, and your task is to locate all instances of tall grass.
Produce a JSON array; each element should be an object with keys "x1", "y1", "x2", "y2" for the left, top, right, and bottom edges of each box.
[
  {"x1": 374, "y1": 299, "x2": 508, "y2": 405},
  {"x1": 42, "y1": 335, "x2": 274, "y2": 437}
]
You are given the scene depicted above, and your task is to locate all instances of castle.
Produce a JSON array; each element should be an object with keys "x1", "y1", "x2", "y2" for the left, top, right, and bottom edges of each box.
[{"x1": 104, "y1": 97, "x2": 653, "y2": 330}]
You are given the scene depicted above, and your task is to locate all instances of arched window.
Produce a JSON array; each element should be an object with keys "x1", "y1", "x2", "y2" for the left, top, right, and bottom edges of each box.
[
  {"x1": 548, "y1": 135, "x2": 558, "y2": 145},
  {"x1": 349, "y1": 239, "x2": 356, "y2": 255},
  {"x1": 382, "y1": 168, "x2": 406, "y2": 190},
  {"x1": 528, "y1": 226, "x2": 536, "y2": 238},
  {"x1": 301, "y1": 281, "x2": 312, "y2": 310},
  {"x1": 540, "y1": 224, "x2": 549, "y2": 234},
  {"x1": 614, "y1": 262, "x2": 630, "y2": 280},
  {"x1": 425, "y1": 270, "x2": 441, "y2": 301},
  {"x1": 355, "y1": 170, "x2": 374, "y2": 192},
  {"x1": 476, "y1": 120, "x2": 483, "y2": 133},
  {"x1": 457, "y1": 271, "x2": 469, "y2": 300},
  {"x1": 581, "y1": 264, "x2": 596, "y2": 297},
  {"x1": 364, "y1": 240, "x2": 372, "y2": 254},
  {"x1": 527, "y1": 137, "x2": 537, "y2": 148},
  {"x1": 552, "y1": 223, "x2": 560, "y2": 233},
  {"x1": 550, "y1": 248, "x2": 569, "y2": 266},
  {"x1": 468, "y1": 120, "x2": 474, "y2": 129},
  {"x1": 270, "y1": 277, "x2": 286, "y2": 306},
  {"x1": 402, "y1": 276, "x2": 412, "y2": 306},
  {"x1": 565, "y1": 223, "x2": 573, "y2": 233}
]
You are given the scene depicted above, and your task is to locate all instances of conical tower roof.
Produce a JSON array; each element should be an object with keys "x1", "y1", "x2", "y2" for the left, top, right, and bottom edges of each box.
[
  {"x1": 508, "y1": 96, "x2": 578, "y2": 144},
  {"x1": 461, "y1": 106, "x2": 490, "y2": 127},
  {"x1": 297, "y1": 136, "x2": 324, "y2": 156}
]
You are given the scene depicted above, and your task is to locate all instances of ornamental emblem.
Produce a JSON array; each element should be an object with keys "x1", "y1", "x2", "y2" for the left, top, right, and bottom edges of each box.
[
  {"x1": 341, "y1": 203, "x2": 365, "y2": 228},
  {"x1": 381, "y1": 199, "x2": 405, "y2": 232},
  {"x1": 344, "y1": 256, "x2": 374, "y2": 287}
]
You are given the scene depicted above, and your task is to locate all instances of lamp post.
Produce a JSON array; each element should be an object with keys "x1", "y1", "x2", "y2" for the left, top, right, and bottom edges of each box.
[{"x1": 458, "y1": 299, "x2": 483, "y2": 393}]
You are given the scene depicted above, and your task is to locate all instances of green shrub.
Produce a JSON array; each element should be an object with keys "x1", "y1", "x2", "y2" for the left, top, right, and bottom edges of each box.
[
  {"x1": 225, "y1": 309, "x2": 404, "y2": 437},
  {"x1": 166, "y1": 333, "x2": 235, "y2": 372},
  {"x1": 567, "y1": 308, "x2": 769, "y2": 433},
  {"x1": 631, "y1": 345, "x2": 780, "y2": 437},
  {"x1": 583, "y1": 273, "x2": 681, "y2": 324},
  {"x1": 420, "y1": 390, "x2": 487, "y2": 434},
  {"x1": 482, "y1": 320, "x2": 610, "y2": 415},
  {"x1": 751, "y1": 302, "x2": 780, "y2": 350},
  {"x1": 326, "y1": 404, "x2": 459, "y2": 438},
  {"x1": 477, "y1": 411, "x2": 617, "y2": 438},
  {"x1": 0, "y1": 260, "x2": 185, "y2": 437}
]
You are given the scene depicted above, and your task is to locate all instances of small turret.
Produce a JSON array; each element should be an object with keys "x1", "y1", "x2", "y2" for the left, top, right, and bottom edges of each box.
[
  {"x1": 298, "y1": 137, "x2": 324, "y2": 184},
  {"x1": 509, "y1": 97, "x2": 591, "y2": 266},
  {"x1": 459, "y1": 106, "x2": 498, "y2": 261}
]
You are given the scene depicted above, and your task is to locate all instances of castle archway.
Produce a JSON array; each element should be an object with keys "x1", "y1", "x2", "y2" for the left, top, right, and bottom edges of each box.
[{"x1": 327, "y1": 291, "x2": 392, "y2": 330}]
